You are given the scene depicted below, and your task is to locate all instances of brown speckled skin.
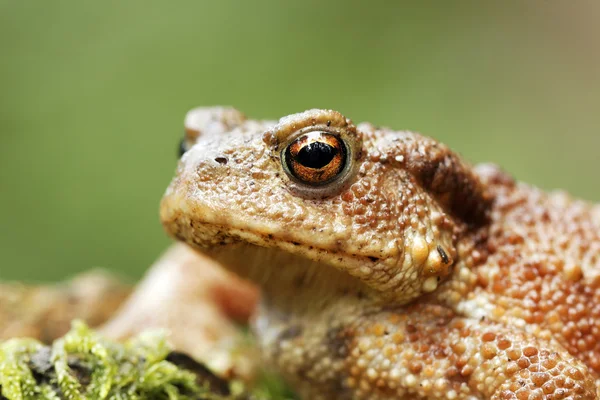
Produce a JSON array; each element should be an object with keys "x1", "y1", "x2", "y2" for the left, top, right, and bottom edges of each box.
[
  {"x1": 0, "y1": 271, "x2": 131, "y2": 343},
  {"x1": 161, "y1": 107, "x2": 600, "y2": 399}
]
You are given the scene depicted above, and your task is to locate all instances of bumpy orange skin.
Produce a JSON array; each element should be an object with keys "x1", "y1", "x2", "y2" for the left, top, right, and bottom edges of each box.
[{"x1": 161, "y1": 107, "x2": 600, "y2": 399}]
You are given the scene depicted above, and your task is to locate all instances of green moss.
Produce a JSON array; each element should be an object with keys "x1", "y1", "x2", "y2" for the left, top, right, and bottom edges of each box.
[{"x1": 0, "y1": 321, "x2": 245, "y2": 400}]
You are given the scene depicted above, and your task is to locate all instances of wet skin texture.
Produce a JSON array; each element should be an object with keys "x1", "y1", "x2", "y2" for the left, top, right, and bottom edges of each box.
[{"x1": 161, "y1": 107, "x2": 600, "y2": 400}]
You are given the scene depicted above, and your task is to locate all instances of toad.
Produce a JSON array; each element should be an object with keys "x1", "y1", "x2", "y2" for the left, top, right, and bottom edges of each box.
[{"x1": 136, "y1": 108, "x2": 600, "y2": 399}]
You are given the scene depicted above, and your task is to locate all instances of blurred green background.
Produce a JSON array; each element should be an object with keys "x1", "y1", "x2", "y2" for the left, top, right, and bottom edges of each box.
[{"x1": 1, "y1": 1, "x2": 599, "y2": 282}]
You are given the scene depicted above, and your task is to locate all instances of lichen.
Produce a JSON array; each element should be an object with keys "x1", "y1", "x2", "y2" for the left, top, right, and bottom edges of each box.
[{"x1": 0, "y1": 321, "x2": 246, "y2": 400}]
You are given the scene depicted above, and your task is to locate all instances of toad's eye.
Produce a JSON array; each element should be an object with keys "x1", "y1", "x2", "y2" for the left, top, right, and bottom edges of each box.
[
  {"x1": 283, "y1": 132, "x2": 347, "y2": 185},
  {"x1": 178, "y1": 138, "x2": 188, "y2": 157}
]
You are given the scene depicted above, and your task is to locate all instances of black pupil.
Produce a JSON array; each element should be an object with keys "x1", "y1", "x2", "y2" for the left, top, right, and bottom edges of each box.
[{"x1": 296, "y1": 141, "x2": 337, "y2": 169}]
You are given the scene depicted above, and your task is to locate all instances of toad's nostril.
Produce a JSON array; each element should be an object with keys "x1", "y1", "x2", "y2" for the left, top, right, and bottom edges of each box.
[{"x1": 214, "y1": 156, "x2": 228, "y2": 165}]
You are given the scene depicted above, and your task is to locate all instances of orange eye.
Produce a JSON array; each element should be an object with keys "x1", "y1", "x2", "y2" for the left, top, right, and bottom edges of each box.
[{"x1": 283, "y1": 132, "x2": 347, "y2": 185}]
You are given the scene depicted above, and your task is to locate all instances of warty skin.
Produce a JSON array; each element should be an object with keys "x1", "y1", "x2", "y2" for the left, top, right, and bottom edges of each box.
[{"x1": 160, "y1": 107, "x2": 600, "y2": 399}]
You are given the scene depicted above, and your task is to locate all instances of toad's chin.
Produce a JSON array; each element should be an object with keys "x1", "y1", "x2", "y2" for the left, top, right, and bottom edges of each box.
[{"x1": 197, "y1": 241, "x2": 377, "y2": 307}]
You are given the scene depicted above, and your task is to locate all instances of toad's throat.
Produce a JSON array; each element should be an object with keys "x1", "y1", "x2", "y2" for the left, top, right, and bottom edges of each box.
[
  {"x1": 203, "y1": 241, "x2": 379, "y2": 310},
  {"x1": 168, "y1": 219, "x2": 379, "y2": 301}
]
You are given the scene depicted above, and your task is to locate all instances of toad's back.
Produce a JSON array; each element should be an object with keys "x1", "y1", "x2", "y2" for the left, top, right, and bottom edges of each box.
[{"x1": 456, "y1": 168, "x2": 600, "y2": 371}]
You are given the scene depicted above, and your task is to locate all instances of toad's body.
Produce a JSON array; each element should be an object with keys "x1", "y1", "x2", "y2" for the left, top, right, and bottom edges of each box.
[{"x1": 159, "y1": 108, "x2": 600, "y2": 399}]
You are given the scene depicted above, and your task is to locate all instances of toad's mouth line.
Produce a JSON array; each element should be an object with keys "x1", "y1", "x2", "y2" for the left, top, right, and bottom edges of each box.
[
  {"x1": 183, "y1": 222, "x2": 385, "y2": 297},
  {"x1": 185, "y1": 221, "x2": 384, "y2": 267},
  {"x1": 174, "y1": 219, "x2": 414, "y2": 293}
]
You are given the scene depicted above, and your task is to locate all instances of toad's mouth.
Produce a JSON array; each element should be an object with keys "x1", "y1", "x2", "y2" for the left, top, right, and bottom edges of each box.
[
  {"x1": 162, "y1": 217, "x2": 379, "y2": 300},
  {"x1": 164, "y1": 216, "x2": 382, "y2": 275},
  {"x1": 159, "y1": 184, "x2": 393, "y2": 273}
]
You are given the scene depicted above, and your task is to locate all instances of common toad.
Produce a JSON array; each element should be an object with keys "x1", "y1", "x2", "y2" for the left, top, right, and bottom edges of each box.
[{"x1": 160, "y1": 107, "x2": 600, "y2": 399}]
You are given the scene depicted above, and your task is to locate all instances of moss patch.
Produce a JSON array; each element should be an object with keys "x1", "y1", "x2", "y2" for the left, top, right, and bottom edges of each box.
[{"x1": 0, "y1": 321, "x2": 246, "y2": 400}]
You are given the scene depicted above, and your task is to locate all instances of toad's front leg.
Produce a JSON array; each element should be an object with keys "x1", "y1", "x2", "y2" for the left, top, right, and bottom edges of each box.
[
  {"x1": 268, "y1": 303, "x2": 598, "y2": 400},
  {"x1": 100, "y1": 244, "x2": 259, "y2": 378}
]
